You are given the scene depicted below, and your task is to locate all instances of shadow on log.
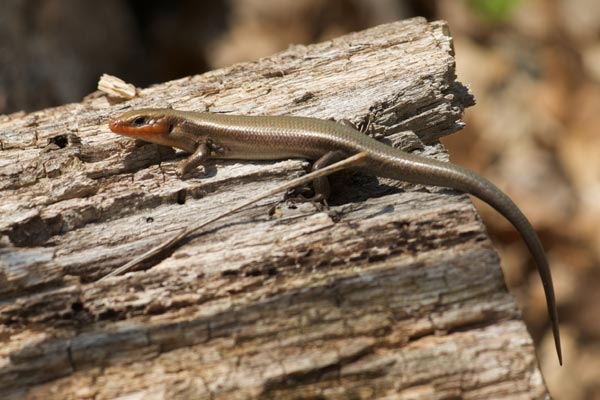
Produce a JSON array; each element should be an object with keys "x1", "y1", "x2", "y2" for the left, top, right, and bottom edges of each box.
[{"x1": 0, "y1": 18, "x2": 549, "y2": 399}]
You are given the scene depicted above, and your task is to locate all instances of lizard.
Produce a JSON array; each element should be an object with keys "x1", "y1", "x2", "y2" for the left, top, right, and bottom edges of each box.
[{"x1": 107, "y1": 108, "x2": 562, "y2": 364}]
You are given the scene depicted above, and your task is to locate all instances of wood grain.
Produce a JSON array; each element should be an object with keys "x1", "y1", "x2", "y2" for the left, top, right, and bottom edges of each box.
[{"x1": 0, "y1": 18, "x2": 549, "y2": 399}]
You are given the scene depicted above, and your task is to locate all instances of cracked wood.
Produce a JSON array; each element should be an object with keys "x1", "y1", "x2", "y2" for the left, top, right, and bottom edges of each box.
[{"x1": 0, "y1": 18, "x2": 549, "y2": 399}]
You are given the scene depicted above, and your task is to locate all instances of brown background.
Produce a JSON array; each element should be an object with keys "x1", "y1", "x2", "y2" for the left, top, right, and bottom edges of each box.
[{"x1": 1, "y1": 1, "x2": 598, "y2": 398}]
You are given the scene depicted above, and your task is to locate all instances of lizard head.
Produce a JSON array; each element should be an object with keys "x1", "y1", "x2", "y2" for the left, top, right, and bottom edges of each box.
[
  {"x1": 109, "y1": 108, "x2": 180, "y2": 148},
  {"x1": 109, "y1": 108, "x2": 205, "y2": 153}
]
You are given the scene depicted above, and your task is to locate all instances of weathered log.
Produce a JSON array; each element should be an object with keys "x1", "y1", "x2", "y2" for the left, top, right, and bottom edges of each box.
[{"x1": 0, "y1": 18, "x2": 549, "y2": 399}]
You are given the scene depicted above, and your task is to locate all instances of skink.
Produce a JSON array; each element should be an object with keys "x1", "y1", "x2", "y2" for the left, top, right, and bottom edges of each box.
[{"x1": 109, "y1": 108, "x2": 562, "y2": 364}]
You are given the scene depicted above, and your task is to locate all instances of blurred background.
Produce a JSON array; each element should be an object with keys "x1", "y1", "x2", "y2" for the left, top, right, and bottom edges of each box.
[{"x1": 1, "y1": 0, "x2": 598, "y2": 398}]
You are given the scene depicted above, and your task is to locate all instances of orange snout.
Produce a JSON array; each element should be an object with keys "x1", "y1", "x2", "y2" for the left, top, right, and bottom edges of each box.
[
  {"x1": 108, "y1": 119, "x2": 124, "y2": 133},
  {"x1": 108, "y1": 118, "x2": 169, "y2": 137}
]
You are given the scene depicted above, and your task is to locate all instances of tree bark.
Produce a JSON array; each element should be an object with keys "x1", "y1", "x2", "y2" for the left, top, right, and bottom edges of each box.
[{"x1": 0, "y1": 18, "x2": 549, "y2": 399}]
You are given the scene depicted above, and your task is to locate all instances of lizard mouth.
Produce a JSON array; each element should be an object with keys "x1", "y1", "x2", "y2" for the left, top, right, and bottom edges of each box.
[{"x1": 109, "y1": 117, "x2": 171, "y2": 136}]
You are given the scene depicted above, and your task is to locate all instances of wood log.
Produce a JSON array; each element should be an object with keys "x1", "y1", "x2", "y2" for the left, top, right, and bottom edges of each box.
[{"x1": 0, "y1": 17, "x2": 549, "y2": 399}]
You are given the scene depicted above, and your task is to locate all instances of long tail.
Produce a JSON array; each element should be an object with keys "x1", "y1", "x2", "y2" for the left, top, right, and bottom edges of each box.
[{"x1": 379, "y1": 152, "x2": 562, "y2": 364}]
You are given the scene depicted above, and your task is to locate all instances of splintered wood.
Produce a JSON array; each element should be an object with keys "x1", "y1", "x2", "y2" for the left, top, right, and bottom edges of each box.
[{"x1": 0, "y1": 18, "x2": 549, "y2": 399}]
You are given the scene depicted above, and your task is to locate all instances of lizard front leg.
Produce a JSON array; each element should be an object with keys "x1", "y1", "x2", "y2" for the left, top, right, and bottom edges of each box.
[{"x1": 178, "y1": 141, "x2": 212, "y2": 177}]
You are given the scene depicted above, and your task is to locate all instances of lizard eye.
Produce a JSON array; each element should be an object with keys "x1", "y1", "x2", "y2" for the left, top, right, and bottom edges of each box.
[{"x1": 133, "y1": 116, "x2": 147, "y2": 126}]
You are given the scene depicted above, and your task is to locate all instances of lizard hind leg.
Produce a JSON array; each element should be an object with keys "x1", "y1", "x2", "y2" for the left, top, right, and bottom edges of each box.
[
  {"x1": 309, "y1": 150, "x2": 349, "y2": 201},
  {"x1": 269, "y1": 150, "x2": 348, "y2": 215}
]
